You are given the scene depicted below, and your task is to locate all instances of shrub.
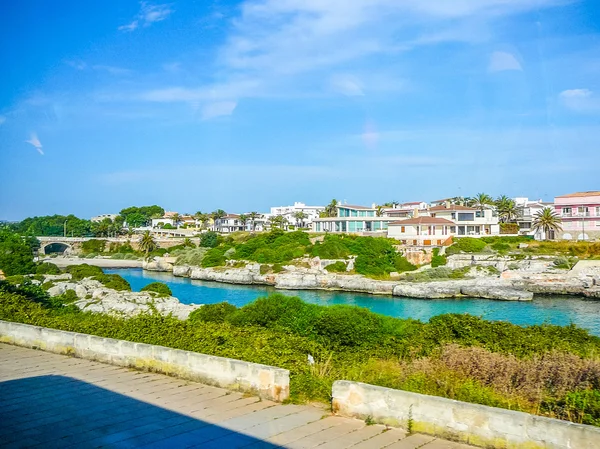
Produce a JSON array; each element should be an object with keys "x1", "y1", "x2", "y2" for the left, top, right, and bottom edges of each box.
[
  {"x1": 86, "y1": 252, "x2": 98, "y2": 259},
  {"x1": 141, "y1": 282, "x2": 172, "y2": 297},
  {"x1": 313, "y1": 305, "x2": 386, "y2": 348},
  {"x1": 272, "y1": 263, "x2": 284, "y2": 273},
  {"x1": 0, "y1": 230, "x2": 36, "y2": 275},
  {"x1": 66, "y1": 264, "x2": 104, "y2": 281},
  {"x1": 431, "y1": 255, "x2": 447, "y2": 267},
  {"x1": 448, "y1": 237, "x2": 486, "y2": 254},
  {"x1": 259, "y1": 264, "x2": 271, "y2": 275},
  {"x1": 500, "y1": 223, "x2": 519, "y2": 234},
  {"x1": 81, "y1": 239, "x2": 107, "y2": 254},
  {"x1": 311, "y1": 235, "x2": 351, "y2": 259},
  {"x1": 554, "y1": 256, "x2": 578, "y2": 270},
  {"x1": 110, "y1": 253, "x2": 125, "y2": 259},
  {"x1": 404, "y1": 267, "x2": 470, "y2": 282},
  {"x1": 35, "y1": 262, "x2": 61, "y2": 275},
  {"x1": 200, "y1": 231, "x2": 219, "y2": 248},
  {"x1": 395, "y1": 256, "x2": 418, "y2": 272},
  {"x1": 325, "y1": 261, "x2": 347, "y2": 273},
  {"x1": 224, "y1": 247, "x2": 236, "y2": 259},
  {"x1": 5, "y1": 275, "x2": 27, "y2": 285},
  {"x1": 93, "y1": 274, "x2": 131, "y2": 291},
  {"x1": 174, "y1": 248, "x2": 208, "y2": 266},
  {"x1": 189, "y1": 302, "x2": 237, "y2": 323},
  {"x1": 201, "y1": 248, "x2": 226, "y2": 268},
  {"x1": 491, "y1": 242, "x2": 510, "y2": 252}
]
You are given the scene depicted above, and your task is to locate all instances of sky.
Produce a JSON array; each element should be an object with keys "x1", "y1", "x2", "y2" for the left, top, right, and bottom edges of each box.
[{"x1": 1, "y1": 0, "x2": 599, "y2": 220}]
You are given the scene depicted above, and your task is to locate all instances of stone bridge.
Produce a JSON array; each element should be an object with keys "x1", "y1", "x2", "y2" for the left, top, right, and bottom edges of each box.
[{"x1": 36, "y1": 236, "x2": 197, "y2": 255}]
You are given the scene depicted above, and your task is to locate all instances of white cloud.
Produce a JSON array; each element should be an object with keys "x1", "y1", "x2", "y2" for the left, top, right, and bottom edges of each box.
[
  {"x1": 25, "y1": 133, "x2": 44, "y2": 155},
  {"x1": 92, "y1": 65, "x2": 133, "y2": 76},
  {"x1": 201, "y1": 101, "x2": 237, "y2": 120},
  {"x1": 559, "y1": 88, "x2": 600, "y2": 112},
  {"x1": 119, "y1": 2, "x2": 173, "y2": 32},
  {"x1": 65, "y1": 60, "x2": 87, "y2": 70},
  {"x1": 162, "y1": 62, "x2": 182, "y2": 73},
  {"x1": 488, "y1": 51, "x2": 522, "y2": 72},
  {"x1": 330, "y1": 74, "x2": 364, "y2": 96}
]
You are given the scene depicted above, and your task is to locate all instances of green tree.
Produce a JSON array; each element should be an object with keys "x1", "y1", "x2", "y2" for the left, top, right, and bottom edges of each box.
[
  {"x1": 211, "y1": 209, "x2": 226, "y2": 231},
  {"x1": 120, "y1": 206, "x2": 164, "y2": 228},
  {"x1": 248, "y1": 212, "x2": 261, "y2": 231},
  {"x1": 292, "y1": 211, "x2": 308, "y2": 228},
  {"x1": 172, "y1": 213, "x2": 181, "y2": 229},
  {"x1": 375, "y1": 205, "x2": 385, "y2": 217},
  {"x1": 194, "y1": 211, "x2": 209, "y2": 229},
  {"x1": 138, "y1": 231, "x2": 157, "y2": 259},
  {"x1": 0, "y1": 230, "x2": 36, "y2": 275},
  {"x1": 468, "y1": 193, "x2": 494, "y2": 212},
  {"x1": 239, "y1": 214, "x2": 249, "y2": 231},
  {"x1": 495, "y1": 196, "x2": 519, "y2": 223},
  {"x1": 532, "y1": 207, "x2": 563, "y2": 240},
  {"x1": 324, "y1": 199, "x2": 339, "y2": 218}
]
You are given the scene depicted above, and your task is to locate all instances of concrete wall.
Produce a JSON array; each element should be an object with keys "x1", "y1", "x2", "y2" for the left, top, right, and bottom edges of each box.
[
  {"x1": 332, "y1": 381, "x2": 600, "y2": 449},
  {"x1": 0, "y1": 320, "x2": 289, "y2": 402}
]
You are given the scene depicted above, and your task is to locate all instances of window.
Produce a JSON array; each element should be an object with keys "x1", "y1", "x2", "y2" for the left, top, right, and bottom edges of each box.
[
  {"x1": 475, "y1": 211, "x2": 482, "y2": 218},
  {"x1": 458, "y1": 213, "x2": 474, "y2": 221},
  {"x1": 451, "y1": 212, "x2": 456, "y2": 219},
  {"x1": 578, "y1": 206, "x2": 589, "y2": 216},
  {"x1": 596, "y1": 207, "x2": 600, "y2": 216},
  {"x1": 563, "y1": 207, "x2": 572, "y2": 216},
  {"x1": 401, "y1": 226, "x2": 405, "y2": 233}
]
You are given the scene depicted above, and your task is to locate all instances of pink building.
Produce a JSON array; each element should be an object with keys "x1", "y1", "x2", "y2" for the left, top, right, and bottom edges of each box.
[{"x1": 554, "y1": 191, "x2": 600, "y2": 240}]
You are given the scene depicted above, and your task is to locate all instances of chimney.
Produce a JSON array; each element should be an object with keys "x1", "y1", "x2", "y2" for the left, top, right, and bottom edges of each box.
[{"x1": 444, "y1": 200, "x2": 450, "y2": 209}]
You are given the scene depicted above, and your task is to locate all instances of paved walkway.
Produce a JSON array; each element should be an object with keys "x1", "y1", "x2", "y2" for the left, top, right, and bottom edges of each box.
[{"x1": 0, "y1": 344, "x2": 475, "y2": 448}]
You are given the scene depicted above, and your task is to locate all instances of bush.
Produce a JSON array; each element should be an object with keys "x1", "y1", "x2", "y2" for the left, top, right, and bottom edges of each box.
[
  {"x1": 201, "y1": 248, "x2": 226, "y2": 268},
  {"x1": 66, "y1": 264, "x2": 104, "y2": 281},
  {"x1": 189, "y1": 302, "x2": 237, "y2": 323},
  {"x1": 554, "y1": 256, "x2": 578, "y2": 270},
  {"x1": 311, "y1": 235, "x2": 351, "y2": 259},
  {"x1": 110, "y1": 253, "x2": 125, "y2": 259},
  {"x1": 395, "y1": 256, "x2": 418, "y2": 272},
  {"x1": 447, "y1": 237, "x2": 486, "y2": 254},
  {"x1": 259, "y1": 264, "x2": 271, "y2": 275},
  {"x1": 200, "y1": 231, "x2": 220, "y2": 248},
  {"x1": 86, "y1": 252, "x2": 98, "y2": 259},
  {"x1": 81, "y1": 239, "x2": 107, "y2": 254},
  {"x1": 325, "y1": 261, "x2": 347, "y2": 273},
  {"x1": 174, "y1": 248, "x2": 208, "y2": 266},
  {"x1": 491, "y1": 242, "x2": 510, "y2": 252},
  {"x1": 141, "y1": 282, "x2": 172, "y2": 297},
  {"x1": 93, "y1": 274, "x2": 131, "y2": 291},
  {"x1": 0, "y1": 230, "x2": 36, "y2": 276},
  {"x1": 404, "y1": 267, "x2": 470, "y2": 282},
  {"x1": 35, "y1": 262, "x2": 61, "y2": 275},
  {"x1": 313, "y1": 305, "x2": 386, "y2": 347},
  {"x1": 500, "y1": 223, "x2": 519, "y2": 234},
  {"x1": 272, "y1": 263, "x2": 284, "y2": 273}
]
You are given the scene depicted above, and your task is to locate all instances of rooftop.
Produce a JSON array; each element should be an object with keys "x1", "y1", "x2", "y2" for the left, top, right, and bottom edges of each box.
[
  {"x1": 429, "y1": 205, "x2": 477, "y2": 211},
  {"x1": 555, "y1": 191, "x2": 600, "y2": 198},
  {"x1": 338, "y1": 204, "x2": 375, "y2": 210},
  {"x1": 390, "y1": 217, "x2": 455, "y2": 225}
]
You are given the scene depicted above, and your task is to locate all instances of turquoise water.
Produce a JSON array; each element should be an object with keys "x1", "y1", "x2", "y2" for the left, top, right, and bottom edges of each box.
[{"x1": 106, "y1": 268, "x2": 600, "y2": 335}]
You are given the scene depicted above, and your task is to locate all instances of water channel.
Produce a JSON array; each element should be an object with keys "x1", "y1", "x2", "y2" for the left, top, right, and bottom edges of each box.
[{"x1": 106, "y1": 268, "x2": 600, "y2": 336}]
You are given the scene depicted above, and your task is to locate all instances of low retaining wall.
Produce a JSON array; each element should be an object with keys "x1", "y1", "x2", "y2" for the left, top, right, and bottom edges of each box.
[
  {"x1": 332, "y1": 381, "x2": 600, "y2": 449},
  {"x1": 0, "y1": 320, "x2": 289, "y2": 402}
]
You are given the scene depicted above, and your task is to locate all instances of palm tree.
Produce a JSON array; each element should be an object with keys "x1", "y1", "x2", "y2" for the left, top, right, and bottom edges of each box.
[
  {"x1": 248, "y1": 212, "x2": 260, "y2": 231},
  {"x1": 375, "y1": 205, "x2": 386, "y2": 217},
  {"x1": 532, "y1": 207, "x2": 562, "y2": 240},
  {"x1": 172, "y1": 213, "x2": 181, "y2": 229},
  {"x1": 194, "y1": 211, "x2": 206, "y2": 229},
  {"x1": 138, "y1": 231, "x2": 157, "y2": 259},
  {"x1": 293, "y1": 211, "x2": 308, "y2": 228},
  {"x1": 211, "y1": 209, "x2": 226, "y2": 232},
  {"x1": 325, "y1": 199, "x2": 339, "y2": 217},
  {"x1": 183, "y1": 237, "x2": 194, "y2": 248},
  {"x1": 468, "y1": 193, "x2": 494, "y2": 212},
  {"x1": 495, "y1": 196, "x2": 519, "y2": 223},
  {"x1": 239, "y1": 214, "x2": 249, "y2": 231}
]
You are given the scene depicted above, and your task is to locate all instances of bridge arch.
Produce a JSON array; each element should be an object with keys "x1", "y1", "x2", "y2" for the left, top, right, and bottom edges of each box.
[{"x1": 42, "y1": 242, "x2": 72, "y2": 255}]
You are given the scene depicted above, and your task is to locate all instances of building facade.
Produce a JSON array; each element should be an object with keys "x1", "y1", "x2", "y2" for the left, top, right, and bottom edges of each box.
[
  {"x1": 269, "y1": 202, "x2": 324, "y2": 228},
  {"x1": 214, "y1": 214, "x2": 246, "y2": 233},
  {"x1": 429, "y1": 204, "x2": 500, "y2": 236},
  {"x1": 387, "y1": 217, "x2": 455, "y2": 246},
  {"x1": 91, "y1": 214, "x2": 119, "y2": 223},
  {"x1": 312, "y1": 205, "x2": 396, "y2": 233},
  {"x1": 554, "y1": 191, "x2": 600, "y2": 241},
  {"x1": 513, "y1": 198, "x2": 552, "y2": 239}
]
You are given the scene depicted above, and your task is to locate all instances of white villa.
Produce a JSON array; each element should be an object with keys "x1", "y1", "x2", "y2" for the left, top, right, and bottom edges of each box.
[
  {"x1": 312, "y1": 204, "x2": 397, "y2": 233},
  {"x1": 214, "y1": 214, "x2": 246, "y2": 233},
  {"x1": 514, "y1": 197, "x2": 553, "y2": 239},
  {"x1": 269, "y1": 202, "x2": 324, "y2": 228}
]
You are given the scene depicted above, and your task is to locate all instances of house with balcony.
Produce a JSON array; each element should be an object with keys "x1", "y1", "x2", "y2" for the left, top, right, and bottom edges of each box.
[
  {"x1": 312, "y1": 204, "x2": 396, "y2": 233},
  {"x1": 387, "y1": 217, "x2": 455, "y2": 246},
  {"x1": 514, "y1": 197, "x2": 553, "y2": 238},
  {"x1": 554, "y1": 191, "x2": 600, "y2": 240},
  {"x1": 269, "y1": 202, "x2": 324, "y2": 228},
  {"x1": 214, "y1": 214, "x2": 246, "y2": 233},
  {"x1": 428, "y1": 204, "x2": 500, "y2": 236}
]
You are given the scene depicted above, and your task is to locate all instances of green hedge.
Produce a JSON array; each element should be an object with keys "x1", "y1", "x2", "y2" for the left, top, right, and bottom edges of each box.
[{"x1": 325, "y1": 261, "x2": 346, "y2": 272}]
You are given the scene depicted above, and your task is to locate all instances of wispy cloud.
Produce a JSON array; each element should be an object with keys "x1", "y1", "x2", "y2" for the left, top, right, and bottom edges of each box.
[
  {"x1": 559, "y1": 88, "x2": 600, "y2": 112},
  {"x1": 488, "y1": 51, "x2": 522, "y2": 72},
  {"x1": 201, "y1": 101, "x2": 237, "y2": 120},
  {"x1": 0, "y1": 115, "x2": 5, "y2": 125},
  {"x1": 119, "y1": 2, "x2": 174, "y2": 32},
  {"x1": 92, "y1": 65, "x2": 134, "y2": 76},
  {"x1": 25, "y1": 133, "x2": 44, "y2": 155}
]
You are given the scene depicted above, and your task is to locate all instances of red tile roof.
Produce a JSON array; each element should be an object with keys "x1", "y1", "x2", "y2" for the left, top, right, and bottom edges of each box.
[{"x1": 389, "y1": 217, "x2": 454, "y2": 225}]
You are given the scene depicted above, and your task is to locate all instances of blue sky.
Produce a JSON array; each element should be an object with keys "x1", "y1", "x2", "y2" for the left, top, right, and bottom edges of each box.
[{"x1": 1, "y1": 0, "x2": 599, "y2": 220}]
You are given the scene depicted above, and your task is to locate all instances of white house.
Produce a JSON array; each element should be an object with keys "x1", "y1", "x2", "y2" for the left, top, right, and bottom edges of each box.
[
  {"x1": 214, "y1": 214, "x2": 246, "y2": 233},
  {"x1": 514, "y1": 197, "x2": 553, "y2": 239},
  {"x1": 91, "y1": 214, "x2": 119, "y2": 223},
  {"x1": 270, "y1": 202, "x2": 324, "y2": 228},
  {"x1": 428, "y1": 204, "x2": 500, "y2": 236},
  {"x1": 312, "y1": 204, "x2": 396, "y2": 233}
]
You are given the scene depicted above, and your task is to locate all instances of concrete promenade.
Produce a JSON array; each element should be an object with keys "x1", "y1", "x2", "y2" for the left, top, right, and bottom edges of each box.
[{"x1": 0, "y1": 344, "x2": 474, "y2": 448}]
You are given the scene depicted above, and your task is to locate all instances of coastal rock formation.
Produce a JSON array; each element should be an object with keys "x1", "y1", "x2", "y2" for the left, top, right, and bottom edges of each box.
[
  {"x1": 392, "y1": 280, "x2": 533, "y2": 301},
  {"x1": 43, "y1": 276, "x2": 199, "y2": 319},
  {"x1": 143, "y1": 257, "x2": 176, "y2": 272}
]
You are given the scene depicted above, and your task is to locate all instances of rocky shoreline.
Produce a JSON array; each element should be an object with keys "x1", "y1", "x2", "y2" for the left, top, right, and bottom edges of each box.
[
  {"x1": 41, "y1": 274, "x2": 200, "y2": 319},
  {"x1": 142, "y1": 257, "x2": 600, "y2": 302}
]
